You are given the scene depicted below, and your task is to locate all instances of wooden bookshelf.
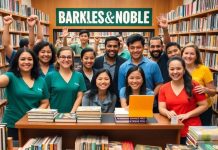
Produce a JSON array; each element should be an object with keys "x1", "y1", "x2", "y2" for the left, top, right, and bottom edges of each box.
[{"x1": 16, "y1": 113, "x2": 183, "y2": 149}]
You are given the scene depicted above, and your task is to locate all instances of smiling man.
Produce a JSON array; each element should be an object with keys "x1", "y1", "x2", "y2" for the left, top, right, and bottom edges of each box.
[{"x1": 93, "y1": 36, "x2": 126, "y2": 107}]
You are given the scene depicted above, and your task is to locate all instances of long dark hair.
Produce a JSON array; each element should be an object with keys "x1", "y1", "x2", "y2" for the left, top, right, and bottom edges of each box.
[
  {"x1": 33, "y1": 40, "x2": 56, "y2": 65},
  {"x1": 125, "y1": 66, "x2": 147, "y2": 104},
  {"x1": 9, "y1": 48, "x2": 40, "y2": 79},
  {"x1": 167, "y1": 56, "x2": 193, "y2": 98},
  {"x1": 88, "y1": 69, "x2": 115, "y2": 100}
]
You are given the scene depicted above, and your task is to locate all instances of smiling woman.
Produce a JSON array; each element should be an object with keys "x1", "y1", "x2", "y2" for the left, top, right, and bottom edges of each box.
[
  {"x1": 0, "y1": 48, "x2": 49, "y2": 140},
  {"x1": 45, "y1": 46, "x2": 86, "y2": 113}
]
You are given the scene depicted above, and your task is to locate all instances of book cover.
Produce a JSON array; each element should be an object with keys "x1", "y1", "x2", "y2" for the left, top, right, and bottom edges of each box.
[
  {"x1": 135, "y1": 144, "x2": 162, "y2": 150},
  {"x1": 166, "y1": 144, "x2": 195, "y2": 150},
  {"x1": 55, "y1": 113, "x2": 76, "y2": 123},
  {"x1": 189, "y1": 126, "x2": 218, "y2": 141}
]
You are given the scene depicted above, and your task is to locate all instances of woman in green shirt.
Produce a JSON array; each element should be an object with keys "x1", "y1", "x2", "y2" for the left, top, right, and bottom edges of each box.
[
  {"x1": 45, "y1": 46, "x2": 86, "y2": 113},
  {"x1": 0, "y1": 49, "x2": 49, "y2": 140}
]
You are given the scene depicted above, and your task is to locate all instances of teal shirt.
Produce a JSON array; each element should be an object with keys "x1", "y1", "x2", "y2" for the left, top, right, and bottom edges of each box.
[
  {"x1": 2, "y1": 72, "x2": 49, "y2": 128},
  {"x1": 70, "y1": 43, "x2": 91, "y2": 55},
  {"x1": 45, "y1": 70, "x2": 86, "y2": 113},
  {"x1": 118, "y1": 48, "x2": 131, "y2": 60}
]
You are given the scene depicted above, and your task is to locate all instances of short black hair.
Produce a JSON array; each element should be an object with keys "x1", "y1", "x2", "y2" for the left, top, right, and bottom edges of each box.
[
  {"x1": 165, "y1": 42, "x2": 181, "y2": 53},
  {"x1": 104, "y1": 36, "x2": 120, "y2": 47},
  {"x1": 148, "y1": 36, "x2": 163, "y2": 46},
  {"x1": 33, "y1": 41, "x2": 56, "y2": 64},
  {"x1": 80, "y1": 47, "x2": 96, "y2": 59},
  {"x1": 9, "y1": 48, "x2": 39, "y2": 79},
  {"x1": 19, "y1": 38, "x2": 29, "y2": 48},
  {"x1": 126, "y1": 34, "x2": 145, "y2": 47},
  {"x1": 79, "y1": 30, "x2": 90, "y2": 37}
]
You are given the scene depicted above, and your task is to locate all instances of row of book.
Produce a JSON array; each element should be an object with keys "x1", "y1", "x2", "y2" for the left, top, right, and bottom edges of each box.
[
  {"x1": 186, "y1": 126, "x2": 218, "y2": 149},
  {"x1": 0, "y1": 124, "x2": 7, "y2": 150},
  {"x1": 202, "y1": 52, "x2": 218, "y2": 70},
  {"x1": 167, "y1": 0, "x2": 218, "y2": 21},
  {"x1": 0, "y1": 0, "x2": 49, "y2": 22},
  {"x1": 18, "y1": 136, "x2": 62, "y2": 150},
  {"x1": 169, "y1": 35, "x2": 218, "y2": 49},
  {"x1": 0, "y1": 52, "x2": 6, "y2": 67}
]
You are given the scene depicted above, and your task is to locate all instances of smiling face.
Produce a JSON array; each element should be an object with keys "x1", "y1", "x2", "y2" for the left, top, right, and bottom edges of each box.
[
  {"x1": 105, "y1": 40, "x2": 119, "y2": 58},
  {"x1": 81, "y1": 51, "x2": 95, "y2": 69},
  {"x1": 149, "y1": 39, "x2": 163, "y2": 60},
  {"x1": 38, "y1": 45, "x2": 52, "y2": 64},
  {"x1": 127, "y1": 70, "x2": 143, "y2": 91},
  {"x1": 168, "y1": 60, "x2": 185, "y2": 81},
  {"x1": 18, "y1": 51, "x2": 34, "y2": 73},
  {"x1": 167, "y1": 45, "x2": 181, "y2": 58},
  {"x1": 182, "y1": 47, "x2": 197, "y2": 65},
  {"x1": 96, "y1": 72, "x2": 111, "y2": 91},
  {"x1": 128, "y1": 41, "x2": 144, "y2": 61},
  {"x1": 57, "y1": 50, "x2": 73, "y2": 69},
  {"x1": 79, "y1": 33, "x2": 89, "y2": 45}
]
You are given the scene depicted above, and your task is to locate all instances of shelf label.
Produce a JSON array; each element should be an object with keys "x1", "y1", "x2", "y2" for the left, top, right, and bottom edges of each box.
[{"x1": 56, "y1": 8, "x2": 152, "y2": 26}]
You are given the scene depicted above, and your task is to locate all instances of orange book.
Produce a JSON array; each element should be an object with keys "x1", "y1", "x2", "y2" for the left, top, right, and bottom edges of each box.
[{"x1": 129, "y1": 95, "x2": 154, "y2": 117}]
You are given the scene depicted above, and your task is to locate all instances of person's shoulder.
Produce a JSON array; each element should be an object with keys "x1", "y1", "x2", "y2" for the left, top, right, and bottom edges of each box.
[
  {"x1": 161, "y1": 82, "x2": 171, "y2": 89},
  {"x1": 95, "y1": 55, "x2": 104, "y2": 61},
  {"x1": 45, "y1": 70, "x2": 58, "y2": 78},
  {"x1": 74, "y1": 71, "x2": 84, "y2": 77}
]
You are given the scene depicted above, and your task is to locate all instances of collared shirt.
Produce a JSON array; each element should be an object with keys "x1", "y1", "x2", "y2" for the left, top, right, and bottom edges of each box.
[
  {"x1": 118, "y1": 56, "x2": 163, "y2": 91},
  {"x1": 70, "y1": 43, "x2": 91, "y2": 55},
  {"x1": 103, "y1": 56, "x2": 116, "y2": 79},
  {"x1": 82, "y1": 90, "x2": 117, "y2": 113}
]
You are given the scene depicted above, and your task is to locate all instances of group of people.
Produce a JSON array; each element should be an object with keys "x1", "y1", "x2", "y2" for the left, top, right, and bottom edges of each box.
[{"x1": 0, "y1": 14, "x2": 216, "y2": 144}]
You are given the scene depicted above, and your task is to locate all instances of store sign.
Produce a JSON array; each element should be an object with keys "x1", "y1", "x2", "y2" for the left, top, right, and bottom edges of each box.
[{"x1": 56, "y1": 8, "x2": 152, "y2": 26}]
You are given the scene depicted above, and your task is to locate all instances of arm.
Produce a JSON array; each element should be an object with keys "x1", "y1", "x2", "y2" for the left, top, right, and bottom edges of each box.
[
  {"x1": 2, "y1": 15, "x2": 13, "y2": 58},
  {"x1": 177, "y1": 100, "x2": 208, "y2": 122},
  {"x1": 81, "y1": 93, "x2": 89, "y2": 106},
  {"x1": 158, "y1": 102, "x2": 177, "y2": 119},
  {"x1": 153, "y1": 83, "x2": 163, "y2": 96},
  {"x1": 0, "y1": 75, "x2": 9, "y2": 88},
  {"x1": 38, "y1": 99, "x2": 49, "y2": 108},
  {"x1": 71, "y1": 91, "x2": 84, "y2": 113},
  {"x1": 35, "y1": 16, "x2": 43, "y2": 44},
  {"x1": 120, "y1": 98, "x2": 128, "y2": 109},
  {"x1": 157, "y1": 16, "x2": 170, "y2": 45},
  {"x1": 62, "y1": 27, "x2": 69, "y2": 46},
  {"x1": 27, "y1": 15, "x2": 37, "y2": 49},
  {"x1": 194, "y1": 81, "x2": 216, "y2": 97},
  {"x1": 93, "y1": 35, "x2": 100, "y2": 54}
]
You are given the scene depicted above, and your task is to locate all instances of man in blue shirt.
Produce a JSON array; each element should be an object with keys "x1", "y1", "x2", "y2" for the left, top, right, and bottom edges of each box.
[{"x1": 118, "y1": 34, "x2": 163, "y2": 112}]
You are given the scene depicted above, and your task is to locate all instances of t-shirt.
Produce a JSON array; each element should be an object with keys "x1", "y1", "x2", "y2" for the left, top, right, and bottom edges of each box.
[
  {"x1": 45, "y1": 70, "x2": 86, "y2": 113},
  {"x1": 2, "y1": 72, "x2": 49, "y2": 128},
  {"x1": 39, "y1": 64, "x2": 55, "y2": 78},
  {"x1": 118, "y1": 49, "x2": 131, "y2": 60},
  {"x1": 158, "y1": 81, "x2": 206, "y2": 137},
  {"x1": 191, "y1": 65, "x2": 213, "y2": 106},
  {"x1": 70, "y1": 43, "x2": 91, "y2": 55}
]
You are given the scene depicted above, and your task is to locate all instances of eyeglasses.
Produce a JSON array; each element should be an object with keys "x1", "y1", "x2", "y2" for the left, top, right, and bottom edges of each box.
[{"x1": 59, "y1": 55, "x2": 73, "y2": 60}]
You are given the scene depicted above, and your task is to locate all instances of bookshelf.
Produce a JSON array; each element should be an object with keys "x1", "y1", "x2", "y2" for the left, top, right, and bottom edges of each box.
[
  {"x1": 53, "y1": 29, "x2": 154, "y2": 55},
  {"x1": 16, "y1": 113, "x2": 183, "y2": 149}
]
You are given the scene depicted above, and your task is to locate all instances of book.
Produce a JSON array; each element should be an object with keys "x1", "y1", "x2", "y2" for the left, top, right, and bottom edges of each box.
[
  {"x1": 189, "y1": 126, "x2": 218, "y2": 141},
  {"x1": 76, "y1": 106, "x2": 101, "y2": 113},
  {"x1": 55, "y1": 113, "x2": 76, "y2": 123},
  {"x1": 135, "y1": 144, "x2": 162, "y2": 150},
  {"x1": 166, "y1": 144, "x2": 195, "y2": 150},
  {"x1": 198, "y1": 143, "x2": 218, "y2": 150}
]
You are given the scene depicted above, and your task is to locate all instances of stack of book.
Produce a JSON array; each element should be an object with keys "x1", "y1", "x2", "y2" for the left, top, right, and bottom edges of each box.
[
  {"x1": 186, "y1": 126, "x2": 218, "y2": 149},
  {"x1": 18, "y1": 136, "x2": 62, "y2": 150},
  {"x1": 0, "y1": 124, "x2": 7, "y2": 150},
  {"x1": 27, "y1": 108, "x2": 58, "y2": 122},
  {"x1": 75, "y1": 135, "x2": 108, "y2": 150},
  {"x1": 114, "y1": 108, "x2": 147, "y2": 123},
  {"x1": 76, "y1": 106, "x2": 101, "y2": 123},
  {"x1": 165, "y1": 144, "x2": 195, "y2": 150},
  {"x1": 54, "y1": 113, "x2": 76, "y2": 123}
]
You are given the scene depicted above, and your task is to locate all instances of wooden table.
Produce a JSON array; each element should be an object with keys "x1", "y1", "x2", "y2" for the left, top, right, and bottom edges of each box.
[{"x1": 15, "y1": 113, "x2": 183, "y2": 149}]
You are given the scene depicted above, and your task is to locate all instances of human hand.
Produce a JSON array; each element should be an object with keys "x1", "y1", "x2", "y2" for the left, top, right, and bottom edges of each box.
[
  {"x1": 27, "y1": 15, "x2": 38, "y2": 27},
  {"x1": 62, "y1": 27, "x2": 69, "y2": 38},
  {"x1": 3, "y1": 15, "x2": 13, "y2": 25},
  {"x1": 94, "y1": 34, "x2": 100, "y2": 45},
  {"x1": 165, "y1": 110, "x2": 177, "y2": 119},
  {"x1": 177, "y1": 113, "x2": 190, "y2": 122},
  {"x1": 194, "y1": 85, "x2": 207, "y2": 94},
  {"x1": 157, "y1": 15, "x2": 168, "y2": 29}
]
